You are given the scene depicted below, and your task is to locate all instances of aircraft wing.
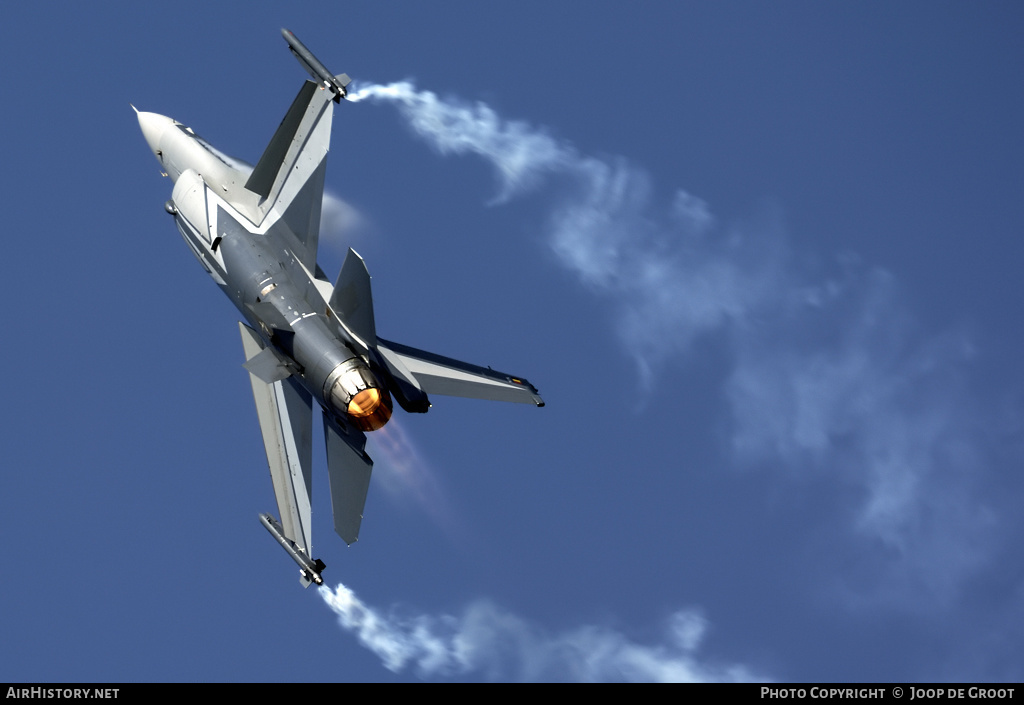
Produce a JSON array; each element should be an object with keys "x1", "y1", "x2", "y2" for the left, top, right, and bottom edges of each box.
[
  {"x1": 240, "y1": 323, "x2": 315, "y2": 567},
  {"x1": 244, "y1": 79, "x2": 336, "y2": 273},
  {"x1": 377, "y1": 337, "x2": 545, "y2": 407}
]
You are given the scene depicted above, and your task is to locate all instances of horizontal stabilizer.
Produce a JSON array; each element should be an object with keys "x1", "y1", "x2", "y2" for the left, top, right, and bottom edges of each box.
[
  {"x1": 323, "y1": 416, "x2": 373, "y2": 545},
  {"x1": 374, "y1": 343, "x2": 430, "y2": 413},
  {"x1": 377, "y1": 337, "x2": 544, "y2": 406}
]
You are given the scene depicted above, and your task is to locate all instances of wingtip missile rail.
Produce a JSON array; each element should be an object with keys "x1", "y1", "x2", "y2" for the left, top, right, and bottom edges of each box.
[
  {"x1": 281, "y1": 28, "x2": 350, "y2": 101},
  {"x1": 259, "y1": 513, "x2": 326, "y2": 588}
]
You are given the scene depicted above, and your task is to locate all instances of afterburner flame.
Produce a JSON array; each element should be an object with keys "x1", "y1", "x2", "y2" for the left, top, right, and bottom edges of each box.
[
  {"x1": 348, "y1": 388, "x2": 382, "y2": 417},
  {"x1": 350, "y1": 389, "x2": 392, "y2": 432},
  {"x1": 324, "y1": 357, "x2": 394, "y2": 431}
]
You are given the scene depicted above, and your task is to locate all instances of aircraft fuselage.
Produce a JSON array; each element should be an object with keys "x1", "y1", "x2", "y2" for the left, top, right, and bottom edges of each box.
[{"x1": 137, "y1": 110, "x2": 392, "y2": 432}]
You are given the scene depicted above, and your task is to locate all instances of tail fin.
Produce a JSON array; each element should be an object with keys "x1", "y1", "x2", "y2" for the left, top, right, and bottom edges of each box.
[{"x1": 329, "y1": 248, "x2": 377, "y2": 349}]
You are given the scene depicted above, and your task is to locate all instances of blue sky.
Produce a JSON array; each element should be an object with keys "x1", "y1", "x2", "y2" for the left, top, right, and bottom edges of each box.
[{"x1": 2, "y1": 2, "x2": 1023, "y2": 682}]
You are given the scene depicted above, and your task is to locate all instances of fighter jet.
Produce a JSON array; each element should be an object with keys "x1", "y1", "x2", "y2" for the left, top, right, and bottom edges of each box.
[{"x1": 136, "y1": 29, "x2": 543, "y2": 588}]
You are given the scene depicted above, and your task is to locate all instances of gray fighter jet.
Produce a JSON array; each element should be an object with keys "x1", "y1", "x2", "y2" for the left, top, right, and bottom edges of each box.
[{"x1": 136, "y1": 29, "x2": 543, "y2": 588}]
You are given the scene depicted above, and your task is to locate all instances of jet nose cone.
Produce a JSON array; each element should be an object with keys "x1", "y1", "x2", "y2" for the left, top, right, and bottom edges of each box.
[{"x1": 135, "y1": 109, "x2": 174, "y2": 160}]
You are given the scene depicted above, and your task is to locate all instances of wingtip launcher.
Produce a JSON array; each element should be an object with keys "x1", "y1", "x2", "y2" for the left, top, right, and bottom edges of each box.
[
  {"x1": 281, "y1": 28, "x2": 351, "y2": 101},
  {"x1": 259, "y1": 513, "x2": 326, "y2": 588}
]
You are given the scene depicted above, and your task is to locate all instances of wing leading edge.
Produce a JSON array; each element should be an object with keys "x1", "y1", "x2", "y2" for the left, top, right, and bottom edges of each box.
[{"x1": 240, "y1": 323, "x2": 315, "y2": 565}]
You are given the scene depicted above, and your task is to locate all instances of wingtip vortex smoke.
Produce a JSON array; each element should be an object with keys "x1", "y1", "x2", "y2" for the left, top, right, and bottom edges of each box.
[
  {"x1": 319, "y1": 581, "x2": 760, "y2": 682},
  {"x1": 349, "y1": 77, "x2": 990, "y2": 569}
]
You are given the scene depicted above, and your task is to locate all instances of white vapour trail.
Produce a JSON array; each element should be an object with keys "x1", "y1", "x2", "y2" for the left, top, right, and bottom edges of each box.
[
  {"x1": 320, "y1": 581, "x2": 761, "y2": 682},
  {"x1": 348, "y1": 82, "x2": 568, "y2": 202},
  {"x1": 348, "y1": 81, "x2": 780, "y2": 387},
  {"x1": 348, "y1": 81, "x2": 994, "y2": 596}
]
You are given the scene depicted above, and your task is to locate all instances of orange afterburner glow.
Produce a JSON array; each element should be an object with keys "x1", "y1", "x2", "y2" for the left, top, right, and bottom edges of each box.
[
  {"x1": 348, "y1": 388, "x2": 382, "y2": 417},
  {"x1": 349, "y1": 388, "x2": 392, "y2": 432},
  {"x1": 324, "y1": 357, "x2": 394, "y2": 431}
]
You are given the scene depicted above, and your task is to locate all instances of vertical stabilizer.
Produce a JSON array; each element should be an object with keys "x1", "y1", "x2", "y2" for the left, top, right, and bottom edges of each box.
[{"x1": 329, "y1": 248, "x2": 378, "y2": 349}]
